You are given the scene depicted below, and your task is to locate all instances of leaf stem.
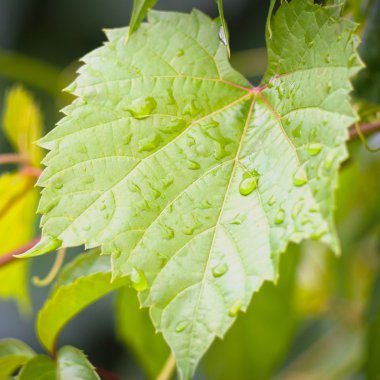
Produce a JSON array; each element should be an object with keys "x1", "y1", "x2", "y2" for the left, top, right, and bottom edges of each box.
[
  {"x1": 156, "y1": 353, "x2": 176, "y2": 380},
  {"x1": 32, "y1": 247, "x2": 66, "y2": 287},
  {"x1": 96, "y1": 367, "x2": 123, "y2": 380},
  {"x1": 0, "y1": 153, "x2": 28, "y2": 165},
  {"x1": 349, "y1": 120, "x2": 380, "y2": 141},
  {"x1": 0, "y1": 236, "x2": 41, "y2": 267}
]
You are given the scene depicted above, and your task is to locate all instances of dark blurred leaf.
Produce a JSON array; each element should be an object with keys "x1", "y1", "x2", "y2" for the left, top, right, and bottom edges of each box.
[
  {"x1": 115, "y1": 285, "x2": 169, "y2": 379},
  {"x1": 202, "y1": 247, "x2": 300, "y2": 380}
]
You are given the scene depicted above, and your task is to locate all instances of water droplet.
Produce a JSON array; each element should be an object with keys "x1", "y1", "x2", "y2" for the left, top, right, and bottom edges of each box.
[
  {"x1": 275, "y1": 208, "x2": 286, "y2": 224},
  {"x1": 306, "y1": 143, "x2": 322, "y2": 156},
  {"x1": 183, "y1": 225, "x2": 195, "y2": 235},
  {"x1": 126, "y1": 97, "x2": 157, "y2": 120},
  {"x1": 130, "y1": 268, "x2": 148, "y2": 292},
  {"x1": 207, "y1": 120, "x2": 219, "y2": 128},
  {"x1": 348, "y1": 54, "x2": 357, "y2": 68},
  {"x1": 55, "y1": 183, "x2": 63, "y2": 190},
  {"x1": 177, "y1": 49, "x2": 185, "y2": 57},
  {"x1": 228, "y1": 300, "x2": 242, "y2": 317},
  {"x1": 138, "y1": 134, "x2": 160, "y2": 152},
  {"x1": 82, "y1": 223, "x2": 91, "y2": 231},
  {"x1": 292, "y1": 123, "x2": 302, "y2": 138},
  {"x1": 219, "y1": 26, "x2": 228, "y2": 46},
  {"x1": 175, "y1": 320, "x2": 189, "y2": 333},
  {"x1": 187, "y1": 160, "x2": 200, "y2": 170},
  {"x1": 84, "y1": 176, "x2": 95, "y2": 185},
  {"x1": 324, "y1": 150, "x2": 336, "y2": 169},
  {"x1": 228, "y1": 212, "x2": 247, "y2": 225},
  {"x1": 291, "y1": 200, "x2": 304, "y2": 219},
  {"x1": 325, "y1": 54, "x2": 331, "y2": 64},
  {"x1": 122, "y1": 134, "x2": 132, "y2": 145},
  {"x1": 293, "y1": 165, "x2": 308, "y2": 187},
  {"x1": 199, "y1": 200, "x2": 212, "y2": 209},
  {"x1": 267, "y1": 195, "x2": 277, "y2": 206},
  {"x1": 99, "y1": 203, "x2": 107, "y2": 211},
  {"x1": 239, "y1": 177, "x2": 257, "y2": 196},
  {"x1": 161, "y1": 224, "x2": 175, "y2": 240},
  {"x1": 326, "y1": 81, "x2": 332, "y2": 94},
  {"x1": 184, "y1": 99, "x2": 201, "y2": 117},
  {"x1": 307, "y1": 40, "x2": 314, "y2": 48},
  {"x1": 162, "y1": 119, "x2": 187, "y2": 134},
  {"x1": 212, "y1": 262, "x2": 228, "y2": 278},
  {"x1": 322, "y1": 118, "x2": 328, "y2": 126},
  {"x1": 186, "y1": 135, "x2": 196, "y2": 147}
]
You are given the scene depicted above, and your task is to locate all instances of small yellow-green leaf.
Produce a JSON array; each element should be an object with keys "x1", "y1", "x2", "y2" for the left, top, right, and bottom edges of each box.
[
  {"x1": 17, "y1": 355, "x2": 56, "y2": 380},
  {"x1": 128, "y1": 0, "x2": 158, "y2": 39},
  {"x1": 2, "y1": 85, "x2": 43, "y2": 167},
  {"x1": 0, "y1": 173, "x2": 38, "y2": 313},
  {"x1": 0, "y1": 339, "x2": 35, "y2": 380},
  {"x1": 37, "y1": 251, "x2": 129, "y2": 352}
]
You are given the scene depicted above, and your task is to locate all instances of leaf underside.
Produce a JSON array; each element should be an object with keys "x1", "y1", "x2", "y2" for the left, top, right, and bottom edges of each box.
[{"x1": 28, "y1": 0, "x2": 361, "y2": 378}]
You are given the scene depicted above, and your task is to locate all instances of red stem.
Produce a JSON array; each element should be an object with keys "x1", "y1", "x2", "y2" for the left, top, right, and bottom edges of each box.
[
  {"x1": 349, "y1": 120, "x2": 380, "y2": 140},
  {"x1": 0, "y1": 236, "x2": 41, "y2": 267},
  {"x1": 0, "y1": 153, "x2": 28, "y2": 165},
  {"x1": 96, "y1": 367, "x2": 123, "y2": 380}
]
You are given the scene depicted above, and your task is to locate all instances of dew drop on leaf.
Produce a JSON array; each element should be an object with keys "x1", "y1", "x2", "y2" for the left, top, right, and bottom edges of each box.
[
  {"x1": 326, "y1": 81, "x2": 332, "y2": 94},
  {"x1": 187, "y1": 160, "x2": 201, "y2": 170},
  {"x1": 125, "y1": 97, "x2": 157, "y2": 120},
  {"x1": 177, "y1": 49, "x2": 185, "y2": 57},
  {"x1": 175, "y1": 320, "x2": 189, "y2": 333},
  {"x1": 293, "y1": 165, "x2": 308, "y2": 187},
  {"x1": 306, "y1": 143, "x2": 322, "y2": 156},
  {"x1": 325, "y1": 53, "x2": 331, "y2": 63},
  {"x1": 291, "y1": 199, "x2": 304, "y2": 219},
  {"x1": 228, "y1": 300, "x2": 242, "y2": 317},
  {"x1": 239, "y1": 177, "x2": 257, "y2": 196},
  {"x1": 267, "y1": 195, "x2": 277, "y2": 206},
  {"x1": 212, "y1": 262, "x2": 228, "y2": 278},
  {"x1": 275, "y1": 208, "x2": 286, "y2": 224},
  {"x1": 130, "y1": 267, "x2": 148, "y2": 292}
]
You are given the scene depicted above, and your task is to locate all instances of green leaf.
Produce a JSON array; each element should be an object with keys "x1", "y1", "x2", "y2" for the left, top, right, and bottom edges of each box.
[
  {"x1": 37, "y1": 251, "x2": 128, "y2": 352},
  {"x1": 28, "y1": 1, "x2": 362, "y2": 377},
  {"x1": 2, "y1": 85, "x2": 43, "y2": 167},
  {"x1": 203, "y1": 246, "x2": 300, "y2": 380},
  {"x1": 116, "y1": 286, "x2": 169, "y2": 379},
  {"x1": 17, "y1": 355, "x2": 56, "y2": 380},
  {"x1": 128, "y1": 0, "x2": 158, "y2": 39},
  {"x1": 0, "y1": 339, "x2": 35, "y2": 380},
  {"x1": 57, "y1": 346, "x2": 100, "y2": 380},
  {"x1": 0, "y1": 173, "x2": 38, "y2": 313}
]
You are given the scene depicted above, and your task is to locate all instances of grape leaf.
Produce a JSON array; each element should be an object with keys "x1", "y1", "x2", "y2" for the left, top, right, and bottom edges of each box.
[
  {"x1": 37, "y1": 251, "x2": 128, "y2": 352},
  {"x1": 0, "y1": 173, "x2": 38, "y2": 313},
  {"x1": 3, "y1": 86, "x2": 43, "y2": 167},
  {"x1": 115, "y1": 286, "x2": 169, "y2": 379},
  {"x1": 0, "y1": 339, "x2": 35, "y2": 379},
  {"x1": 128, "y1": 0, "x2": 158, "y2": 39},
  {"x1": 26, "y1": 0, "x2": 362, "y2": 377},
  {"x1": 57, "y1": 346, "x2": 100, "y2": 380}
]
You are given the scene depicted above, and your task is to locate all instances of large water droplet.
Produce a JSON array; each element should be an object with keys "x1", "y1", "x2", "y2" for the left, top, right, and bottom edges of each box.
[
  {"x1": 306, "y1": 143, "x2": 322, "y2": 156},
  {"x1": 138, "y1": 134, "x2": 160, "y2": 152},
  {"x1": 126, "y1": 97, "x2": 157, "y2": 120},
  {"x1": 187, "y1": 160, "x2": 200, "y2": 170},
  {"x1": 228, "y1": 300, "x2": 242, "y2": 317},
  {"x1": 162, "y1": 119, "x2": 187, "y2": 134},
  {"x1": 239, "y1": 177, "x2": 257, "y2": 196},
  {"x1": 212, "y1": 262, "x2": 228, "y2": 278},
  {"x1": 175, "y1": 320, "x2": 189, "y2": 333},
  {"x1": 293, "y1": 165, "x2": 308, "y2": 187},
  {"x1": 275, "y1": 208, "x2": 285, "y2": 224},
  {"x1": 130, "y1": 268, "x2": 148, "y2": 292}
]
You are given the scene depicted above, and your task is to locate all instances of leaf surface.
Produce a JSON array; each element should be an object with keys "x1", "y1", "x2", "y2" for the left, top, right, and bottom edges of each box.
[
  {"x1": 27, "y1": 1, "x2": 362, "y2": 377},
  {"x1": 37, "y1": 251, "x2": 128, "y2": 352},
  {"x1": 0, "y1": 339, "x2": 35, "y2": 380},
  {"x1": 17, "y1": 355, "x2": 56, "y2": 380}
]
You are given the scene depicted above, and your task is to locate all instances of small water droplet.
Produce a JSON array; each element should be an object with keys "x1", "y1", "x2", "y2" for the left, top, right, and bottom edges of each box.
[
  {"x1": 337, "y1": 34, "x2": 342, "y2": 41},
  {"x1": 130, "y1": 268, "x2": 148, "y2": 292},
  {"x1": 99, "y1": 203, "x2": 107, "y2": 211},
  {"x1": 177, "y1": 49, "x2": 185, "y2": 57},
  {"x1": 212, "y1": 262, "x2": 228, "y2": 278},
  {"x1": 122, "y1": 134, "x2": 132, "y2": 145},
  {"x1": 292, "y1": 123, "x2": 302, "y2": 138},
  {"x1": 306, "y1": 143, "x2": 322, "y2": 156},
  {"x1": 183, "y1": 225, "x2": 195, "y2": 235},
  {"x1": 175, "y1": 320, "x2": 189, "y2": 333},
  {"x1": 267, "y1": 195, "x2": 277, "y2": 206},
  {"x1": 84, "y1": 176, "x2": 95, "y2": 185},
  {"x1": 184, "y1": 99, "x2": 201, "y2": 117},
  {"x1": 126, "y1": 97, "x2": 157, "y2": 120},
  {"x1": 348, "y1": 54, "x2": 357, "y2": 68},
  {"x1": 239, "y1": 177, "x2": 257, "y2": 196},
  {"x1": 187, "y1": 160, "x2": 200, "y2": 170},
  {"x1": 161, "y1": 119, "x2": 187, "y2": 134},
  {"x1": 307, "y1": 40, "x2": 314, "y2": 48},
  {"x1": 228, "y1": 300, "x2": 242, "y2": 317},
  {"x1": 275, "y1": 208, "x2": 286, "y2": 224},
  {"x1": 138, "y1": 134, "x2": 160, "y2": 152},
  {"x1": 161, "y1": 224, "x2": 175, "y2": 240},
  {"x1": 199, "y1": 200, "x2": 212, "y2": 209},
  {"x1": 293, "y1": 165, "x2": 308, "y2": 187},
  {"x1": 218, "y1": 26, "x2": 228, "y2": 46},
  {"x1": 324, "y1": 150, "x2": 337, "y2": 169},
  {"x1": 325, "y1": 54, "x2": 331, "y2": 64},
  {"x1": 291, "y1": 200, "x2": 304, "y2": 219},
  {"x1": 82, "y1": 223, "x2": 91, "y2": 231},
  {"x1": 55, "y1": 183, "x2": 63, "y2": 190},
  {"x1": 326, "y1": 81, "x2": 332, "y2": 94}
]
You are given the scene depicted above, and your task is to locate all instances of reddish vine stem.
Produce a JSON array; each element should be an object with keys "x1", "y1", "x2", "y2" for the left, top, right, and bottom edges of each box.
[
  {"x1": 96, "y1": 367, "x2": 123, "y2": 380},
  {"x1": 349, "y1": 120, "x2": 380, "y2": 140},
  {"x1": 0, "y1": 236, "x2": 41, "y2": 267},
  {"x1": 0, "y1": 153, "x2": 28, "y2": 165}
]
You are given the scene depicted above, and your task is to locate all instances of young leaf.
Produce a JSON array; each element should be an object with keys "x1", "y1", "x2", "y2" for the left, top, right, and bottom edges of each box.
[
  {"x1": 2, "y1": 86, "x2": 43, "y2": 167},
  {"x1": 116, "y1": 286, "x2": 169, "y2": 379},
  {"x1": 128, "y1": 0, "x2": 158, "y2": 39},
  {"x1": 0, "y1": 173, "x2": 38, "y2": 313},
  {"x1": 0, "y1": 339, "x2": 35, "y2": 379},
  {"x1": 57, "y1": 346, "x2": 100, "y2": 380},
  {"x1": 216, "y1": 0, "x2": 230, "y2": 57},
  {"x1": 27, "y1": 0, "x2": 362, "y2": 377},
  {"x1": 37, "y1": 251, "x2": 128, "y2": 352},
  {"x1": 17, "y1": 355, "x2": 56, "y2": 380}
]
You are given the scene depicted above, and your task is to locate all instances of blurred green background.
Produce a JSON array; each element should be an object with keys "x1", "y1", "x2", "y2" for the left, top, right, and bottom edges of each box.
[{"x1": 0, "y1": 1, "x2": 379, "y2": 379}]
